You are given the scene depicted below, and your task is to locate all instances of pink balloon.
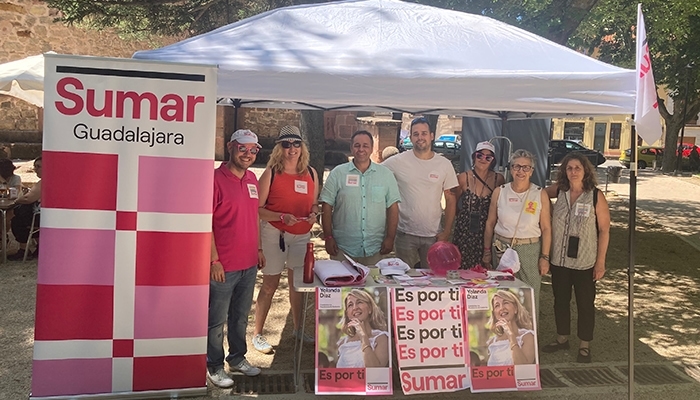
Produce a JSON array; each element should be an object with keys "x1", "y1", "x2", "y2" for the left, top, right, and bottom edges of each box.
[{"x1": 427, "y1": 241, "x2": 462, "y2": 276}]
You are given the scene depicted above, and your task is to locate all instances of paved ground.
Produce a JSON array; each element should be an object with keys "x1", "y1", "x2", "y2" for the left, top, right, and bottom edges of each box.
[
  {"x1": 597, "y1": 161, "x2": 700, "y2": 251},
  {"x1": 3, "y1": 160, "x2": 700, "y2": 400}
]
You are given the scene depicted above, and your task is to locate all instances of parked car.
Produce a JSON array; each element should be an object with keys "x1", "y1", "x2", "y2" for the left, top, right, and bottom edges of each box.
[
  {"x1": 436, "y1": 134, "x2": 461, "y2": 144},
  {"x1": 619, "y1": 146, "x2": 663, "y2": 169},
  {"x1": 399, "y1": 136, "x2": 413, "y2": 151},
  {"x1": 548, "y1": 140, "x2": 606, "y2": 167},
  {"x1": 432, "y1": 139, "x2": 461, "y2": 156}
]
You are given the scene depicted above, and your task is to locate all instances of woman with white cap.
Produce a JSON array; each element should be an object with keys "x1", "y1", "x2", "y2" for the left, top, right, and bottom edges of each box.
[
  {"x1": 253, "y1": 125, "x2": 319, "y2": 354},
  {"x1": 453, "y1": 141, "x2": 505, "y2": 269}
]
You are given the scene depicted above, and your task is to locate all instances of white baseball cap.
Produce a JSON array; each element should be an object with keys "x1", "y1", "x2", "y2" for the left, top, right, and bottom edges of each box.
[
  {"x1": 230, "y1": 129, "x2": 262, "y2": 148},
  {"x1": 474, "y1": 141, "x2": 495, "y2": 154}
]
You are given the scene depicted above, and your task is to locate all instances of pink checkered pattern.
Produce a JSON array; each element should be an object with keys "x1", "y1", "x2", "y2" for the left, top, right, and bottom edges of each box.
[{"x1": 32, "y1": 151, "x2": 213, "y2": 397}]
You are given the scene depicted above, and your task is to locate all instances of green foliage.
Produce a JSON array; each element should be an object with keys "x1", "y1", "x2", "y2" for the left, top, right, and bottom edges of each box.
[{"x1": 45, "y1": 0, "x2": 293, "y2": 36}]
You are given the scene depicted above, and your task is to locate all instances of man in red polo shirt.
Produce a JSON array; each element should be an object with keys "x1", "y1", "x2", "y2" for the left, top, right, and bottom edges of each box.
[{"x1": 207, "y1": 129, "x2": 265, "y2": 387}]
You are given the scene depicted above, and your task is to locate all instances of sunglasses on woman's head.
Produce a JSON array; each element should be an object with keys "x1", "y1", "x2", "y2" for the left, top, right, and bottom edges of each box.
[
  {"x1": 476, "y1": 152, "x2": 494, "y2": 162},
  {"x1": 237, "y1": 145, "x2": 259, "y2": 155},
  {"x1": 281, "y1": 141, "x2": 302, "y2": 149}
]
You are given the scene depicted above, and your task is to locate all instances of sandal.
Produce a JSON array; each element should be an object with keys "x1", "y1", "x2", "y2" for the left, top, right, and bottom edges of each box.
[
  {"x1": 577, "y1": 347, "x2": 591, "y2": 363},
  {"x1": 541, "y1": 339, "x2": 570, "y2": 353}
]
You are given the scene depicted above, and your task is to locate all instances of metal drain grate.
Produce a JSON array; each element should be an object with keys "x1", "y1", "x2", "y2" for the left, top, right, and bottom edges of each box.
[
  {"x1": 559, "y1": 366, "x2": 626, "y2": 386},
  {"x1": 616, "y1": 365, "x2": 692, "y2": 385},
  {"x1": 676, "y1": 364, "x2": 700, "y2": 383},
  {"x1": 540, "y1": 368, "x2": 568, "y2": 388},
  {"x1": 230, "y1": 373, "x2": 296, "y2": 395}
]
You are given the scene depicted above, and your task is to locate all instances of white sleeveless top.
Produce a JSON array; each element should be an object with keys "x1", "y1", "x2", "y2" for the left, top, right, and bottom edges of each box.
[
  {"x1": 336, "y1": 330, "x2": 389, "y2": 368},
  {"x1": 494, "y1": 183, "x2": 542, "y2": 239},
  {"x1": 487, "y1": 328, "x2": 535, "y2": 366}
]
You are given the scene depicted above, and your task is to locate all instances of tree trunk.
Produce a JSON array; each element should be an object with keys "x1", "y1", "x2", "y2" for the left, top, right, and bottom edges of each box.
[
  {"x1": 662, "y1": 116, "x2": 683, "y2": 172},
  {"x1": 660, "y1": 96, "x2": 700, "y2": 173},
  {"x1": 300, "y1": 109, "x2": 326, "y2": 188}
]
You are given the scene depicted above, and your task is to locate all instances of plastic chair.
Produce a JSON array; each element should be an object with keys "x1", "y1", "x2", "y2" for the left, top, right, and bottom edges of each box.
[{"x1": 23, "y1": 206, "x2": 40, "y2": 263}]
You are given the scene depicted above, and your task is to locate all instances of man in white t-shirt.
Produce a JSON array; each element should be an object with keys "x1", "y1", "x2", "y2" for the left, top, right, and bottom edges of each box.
[{"x1": 383, "y1": 116, "x2": 458, "y2": 268}]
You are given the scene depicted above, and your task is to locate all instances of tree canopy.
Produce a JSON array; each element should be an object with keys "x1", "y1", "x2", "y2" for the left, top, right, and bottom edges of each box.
[{"x1": 571, "y1": 0, "x2": 700, "y2": 171}]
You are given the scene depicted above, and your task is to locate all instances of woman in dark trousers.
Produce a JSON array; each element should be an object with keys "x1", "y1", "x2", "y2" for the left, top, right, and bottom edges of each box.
[
  {"x1": 9, "y1": 157, "x2": 41, "y2": 260},
  {"x1": 542, "y1": 153, "x2": 609, "y2": 363}
]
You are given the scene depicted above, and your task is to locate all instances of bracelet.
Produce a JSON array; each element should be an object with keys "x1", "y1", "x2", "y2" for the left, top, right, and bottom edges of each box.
[
  {"x1": 539, "y1": 254, "x2": 550, "y2": 261},
  {"x1": 510, "y1": 342, "x2": 518, "y2": 350},
  {"x1": 361, "y1": 344, "x2": 371, "y2": 352},
  {"x1": 324, "y1": 235, "x2": 333, "y2": 241},
  {"x1": 258, "y1": 249, "x2": 263, "y2": 252},
  {"x1": 484, "y1": 247, "x2": 491, "y2": 251},
  {"x1": 210, "y1": 259, "x2": 220, "y2": 266},
  {"x1": 279, "y1": 213, "x2": 286, "y2": 222}
]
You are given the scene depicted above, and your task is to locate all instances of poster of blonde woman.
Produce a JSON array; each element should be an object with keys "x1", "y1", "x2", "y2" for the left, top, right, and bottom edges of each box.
[
  {"x1": 465, "y1": 287, "x2": 541, "y2": 392},
  {"x1": 315, "y1": 287, "x2": 392, "y2": 395}
]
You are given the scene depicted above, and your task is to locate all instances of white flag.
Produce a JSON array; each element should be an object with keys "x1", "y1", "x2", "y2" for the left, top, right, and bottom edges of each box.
[{"x1": 634, "y1": 3, "x2": 663, "y2": 145}]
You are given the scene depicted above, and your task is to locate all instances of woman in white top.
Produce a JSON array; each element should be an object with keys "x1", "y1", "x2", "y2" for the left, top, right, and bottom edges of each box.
[
  {"x1": 482, "y1": 149, "x2": 551, "y2": 316},
  {"x1": 336, "y1": 289, "x2": 389, "y2": 368},
  {"x1": 486, "y1": 290, "x2": 536, "y2": 366}
]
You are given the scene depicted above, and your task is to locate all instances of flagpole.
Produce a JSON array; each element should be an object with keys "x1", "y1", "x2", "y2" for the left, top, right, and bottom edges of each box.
[{"x1": 628, "y1": 123, "x2": 637, "y2": 400}]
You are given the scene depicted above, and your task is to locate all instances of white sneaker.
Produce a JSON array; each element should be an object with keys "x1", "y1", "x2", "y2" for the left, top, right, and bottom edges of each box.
[
  {"x1": 231, "y1": 359, "x2": 261, "y2": 377},
  {"x1": 294, "y1": 329, "x2": 315, "y2": 344},
  {"x1": 207, "y1": 368, "x2": 234, "y2": 388},
  {"x1": 252, "y1": 334, "x2": 273, "y2": 354}
]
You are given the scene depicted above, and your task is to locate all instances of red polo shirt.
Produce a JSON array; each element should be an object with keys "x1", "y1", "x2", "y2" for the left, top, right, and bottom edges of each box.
[{"x1": 212, "y1": 163, "x2": 259, "y2": 272}]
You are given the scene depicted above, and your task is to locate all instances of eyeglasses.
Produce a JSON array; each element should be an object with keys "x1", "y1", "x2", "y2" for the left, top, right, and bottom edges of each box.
[
  {"x1": 280, "y1": 141, "x2": 302, "y2": 149},
  {"x1": 511, "y1": 164, "x2": 533, "y2": 172},
  {"x1": 475, "y1": 152, "x2": 494, "y2": 162},
  {"x1": 237, "y1": 145, "x2": 259, "y2": 155}
]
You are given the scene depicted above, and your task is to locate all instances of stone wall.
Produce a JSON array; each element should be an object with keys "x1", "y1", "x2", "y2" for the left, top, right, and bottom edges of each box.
[{"x1": 0, "y1": 0, "x2": 176, "y2": 143}]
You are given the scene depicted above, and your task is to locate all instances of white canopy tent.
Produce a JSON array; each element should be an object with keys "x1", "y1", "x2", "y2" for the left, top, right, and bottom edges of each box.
[
  {"x1": 0, "y1": 52, "x2": 52, "y2": 107},
  {"x1": 133, "y1": 0, "x2": 636, "y2": 118}
]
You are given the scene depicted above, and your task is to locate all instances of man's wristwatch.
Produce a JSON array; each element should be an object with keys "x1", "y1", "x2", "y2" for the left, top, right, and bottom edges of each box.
[{"x1": 539, "y1": 254, "x2": 550, "y2": 261}]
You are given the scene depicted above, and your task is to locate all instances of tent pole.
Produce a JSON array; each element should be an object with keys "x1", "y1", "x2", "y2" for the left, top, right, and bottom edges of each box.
[{"x1": 628, "y1": 123, "x2": 637, "y2": 399}]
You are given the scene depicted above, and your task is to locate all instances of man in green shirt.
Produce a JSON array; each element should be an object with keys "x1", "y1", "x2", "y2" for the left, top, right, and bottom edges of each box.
[{"x1": 320, "y1": 131, "x2": 401, "y2": 266}]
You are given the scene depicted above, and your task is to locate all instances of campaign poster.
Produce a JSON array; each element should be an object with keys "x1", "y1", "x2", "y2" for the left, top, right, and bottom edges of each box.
[
  {"x1": 32, "y1": 54, "x2": 216, "y2": 399},
  {"x1": 392, "y1": 287, "x2": 470, "y2": 395},
  {"x1": 315, "y1": 287, "x2": 393, "y2": 395},
  {"x1": 466, "y1": 287, "x2": 541, "y2": 392}
]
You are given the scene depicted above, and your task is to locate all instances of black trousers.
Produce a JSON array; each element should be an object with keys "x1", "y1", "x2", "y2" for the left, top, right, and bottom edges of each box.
[
  {"x1": 550, "y1": 264, "x2": 596, "y2": 341},
  {"x1": 11, "y1": 202, "x2": 38, "y2": 244}
]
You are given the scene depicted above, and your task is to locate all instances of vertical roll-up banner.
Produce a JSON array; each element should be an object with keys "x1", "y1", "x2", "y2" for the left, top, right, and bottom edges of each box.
[{"x1": 31, "y1": 54, "x2": 217, "y2": 399}]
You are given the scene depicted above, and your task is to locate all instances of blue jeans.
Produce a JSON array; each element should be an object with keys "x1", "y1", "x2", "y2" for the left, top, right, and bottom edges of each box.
[{"x1": 207, "y1": 266, "x2": 257, "y2": 369}]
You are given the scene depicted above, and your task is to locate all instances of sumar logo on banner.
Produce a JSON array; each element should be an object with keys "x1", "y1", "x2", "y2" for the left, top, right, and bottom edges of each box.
[{"x1": 32, "y1": 54, "x2": 217, "y2": 399}]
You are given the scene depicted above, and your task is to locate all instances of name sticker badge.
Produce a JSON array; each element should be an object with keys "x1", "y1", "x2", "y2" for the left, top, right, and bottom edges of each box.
[
  {"x1": 428, "y1": 171, "x2": 440, "y2": 182},
  {"x1": 574, "y1": 203, "x2": 591, "y2": 217},
  {"x1": 247, "y1": 184, "x2": 259, "y2": 199},
  {"x1": 294, "y1": 180, "x2": 308, "y2": 194},
  {"x1": 346, "y1": 174, "x2": 360, "y2": 187},
  {"x1": 525, "y1": 200, "x2": 538, "y2": 214}
]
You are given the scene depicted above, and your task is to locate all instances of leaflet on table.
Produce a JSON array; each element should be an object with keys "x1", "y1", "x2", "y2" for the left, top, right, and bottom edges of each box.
[
  {"x1": 465, "y1": 287, "x2": 541, "y2": 392},
  {"x1": 314, "y1": 255, "x2": 369, "y2": 287},
  {"x1": 315, "y1": 287, "x2": 393, "y2": 395},
  {"x1": 392, "y1": 287, "x2": 470, "y2": 395}
]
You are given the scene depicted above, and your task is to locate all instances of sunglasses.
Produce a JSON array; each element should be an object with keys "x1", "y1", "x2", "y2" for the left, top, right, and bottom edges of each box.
[
  {"x1": 475, "y1": 152, "x2": 494, "y2": 162},
  {"x1": 237, "y1": 145, "x2": 259, "y2": 155},
  {"x1": 280, "y1": 141, "x2": 302, "y2": 149},
  {"x1": 511, "y1": 164, "x2": 533, "y2": 172}
]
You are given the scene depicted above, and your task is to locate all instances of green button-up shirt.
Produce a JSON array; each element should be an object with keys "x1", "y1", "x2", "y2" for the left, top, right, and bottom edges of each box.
[{"x1": 319, "y1": 161, "x2": 400, "y2": 257}]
